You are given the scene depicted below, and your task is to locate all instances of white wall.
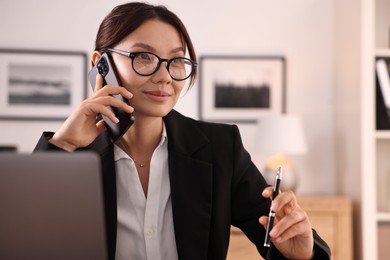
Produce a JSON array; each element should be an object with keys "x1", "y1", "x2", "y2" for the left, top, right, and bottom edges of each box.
[{"x1": 0, "y1": 0, "x2": 335, "y2": 195}]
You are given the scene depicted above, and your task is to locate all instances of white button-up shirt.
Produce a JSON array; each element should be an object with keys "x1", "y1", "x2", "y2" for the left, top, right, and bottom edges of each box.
[{"x1": 114, "y1": 126, "x2": 178, "y2": 260}]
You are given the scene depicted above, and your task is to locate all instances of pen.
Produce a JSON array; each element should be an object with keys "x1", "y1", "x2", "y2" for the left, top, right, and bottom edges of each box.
[{"x1": 264, "y1": 166, "x2": 283, "y2": 247}]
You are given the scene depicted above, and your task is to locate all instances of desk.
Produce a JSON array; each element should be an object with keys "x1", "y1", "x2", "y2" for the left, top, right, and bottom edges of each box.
[{"x1": 226, "y1": 196, "x2": 353, "y2": 260}]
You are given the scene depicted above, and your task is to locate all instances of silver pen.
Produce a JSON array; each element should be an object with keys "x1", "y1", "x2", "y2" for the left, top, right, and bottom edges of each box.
[{"x1": 264, "y1": 166, "x2": 283, "y2": 247}]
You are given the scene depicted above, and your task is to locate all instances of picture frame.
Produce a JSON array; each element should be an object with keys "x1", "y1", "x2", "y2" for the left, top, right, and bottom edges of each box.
[
  {"x1": 0, "y1": 49, "x2": 88, "y2": 120},
  {"x1": 199, "y1": 55, "x2": 286, "y2": 123}
]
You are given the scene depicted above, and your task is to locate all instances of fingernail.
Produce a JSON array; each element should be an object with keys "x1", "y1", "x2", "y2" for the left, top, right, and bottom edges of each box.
[{"x1": 114, "y1": 117, "x2": 119, "y2": 123}]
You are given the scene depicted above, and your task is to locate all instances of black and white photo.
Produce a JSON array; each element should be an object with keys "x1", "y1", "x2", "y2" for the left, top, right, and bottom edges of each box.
[
  {"x1": 0, "y1": 49, "x2": 87, "y2": 120},
  {"x1": 199, "y1": 55, "x2": 286, "y2": 123}
]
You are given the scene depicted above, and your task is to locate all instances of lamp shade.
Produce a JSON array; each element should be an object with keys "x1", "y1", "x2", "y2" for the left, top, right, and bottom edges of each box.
[{"x1": 256, "y1": 115, "x2": 307, "y2": 155}]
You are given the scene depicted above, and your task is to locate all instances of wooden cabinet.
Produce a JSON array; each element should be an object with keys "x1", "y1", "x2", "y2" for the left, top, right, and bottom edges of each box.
[
  {"x1": 226, "y1": 196, "x2": 353, "y2": 260},
  {"x1": 298, "y1": 196, "x2": 353, "y2": 260}
]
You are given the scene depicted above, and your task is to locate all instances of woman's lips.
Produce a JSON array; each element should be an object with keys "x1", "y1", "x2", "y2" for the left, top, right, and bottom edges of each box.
[{"x1": 143, "y1": 90, "x2": 171, "y2": 102}]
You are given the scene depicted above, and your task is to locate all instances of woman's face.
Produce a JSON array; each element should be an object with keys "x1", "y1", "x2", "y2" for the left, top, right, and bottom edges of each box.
[{"x1": 111, "y1": 19, "x2": 187, "y2": 119}]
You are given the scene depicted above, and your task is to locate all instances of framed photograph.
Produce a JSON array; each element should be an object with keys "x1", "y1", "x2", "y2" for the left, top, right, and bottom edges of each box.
[
  {"x1": 199, "y1": 55, "x2": 286, "y2": 123},
  {"x1": 0, "y1": 49, "x2": 88, "y2": 120}
]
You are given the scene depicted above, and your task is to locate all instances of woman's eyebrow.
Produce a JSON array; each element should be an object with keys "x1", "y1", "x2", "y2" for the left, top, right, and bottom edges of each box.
[
  {"x1": 131, "y1": 43, "x2": 185, "y2": 55},
  {"x1": 170, "y1": 46, "x2": 185, "y2": 55},
  {"x1": 131, "y1": 43, "x2": 155, "y2": 52}
]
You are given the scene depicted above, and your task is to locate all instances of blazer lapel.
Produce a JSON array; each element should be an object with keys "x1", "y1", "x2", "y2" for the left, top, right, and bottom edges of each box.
[
  {"x1": 164, "y1": 111, "x2": 213, "y2": 260},
  {"x1": 91, "y1": 110, "x2": 214, "y2": 260}
]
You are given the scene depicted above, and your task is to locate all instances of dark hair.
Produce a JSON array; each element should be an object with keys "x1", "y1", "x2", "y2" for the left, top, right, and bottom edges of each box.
[{"x1": 95, "y1": 2, "x2": 197, "y2": 87}]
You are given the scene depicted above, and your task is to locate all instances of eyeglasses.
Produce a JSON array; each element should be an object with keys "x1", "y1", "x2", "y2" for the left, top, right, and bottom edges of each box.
[{"x1": 105, "y1": 48, "x2": 197, "y2": 81}]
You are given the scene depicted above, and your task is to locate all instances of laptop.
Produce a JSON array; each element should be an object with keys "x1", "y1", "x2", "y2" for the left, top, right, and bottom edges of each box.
[{"x1": 0, "y1": 152, "x2": 108, "y2": 260}]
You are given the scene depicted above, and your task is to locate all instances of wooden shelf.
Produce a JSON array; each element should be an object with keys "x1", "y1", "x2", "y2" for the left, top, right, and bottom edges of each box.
[
  {"x1": 376, "y1": 130, "x2": 390, "y2": 139},
  {"x1": 377, "y1": 212, "x2": 390, "y2": 222},
  {"x1": 375, "y1": 49, "x2": 390, "y2": 57}
]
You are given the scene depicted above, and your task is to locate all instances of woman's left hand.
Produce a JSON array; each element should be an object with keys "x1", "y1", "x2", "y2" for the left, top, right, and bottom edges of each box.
[{"x1": 259, "y1": 188, "x2": 314, "y2": 259}]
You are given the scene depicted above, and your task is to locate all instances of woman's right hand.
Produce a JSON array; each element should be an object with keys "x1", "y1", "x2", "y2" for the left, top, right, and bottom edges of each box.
[{"x1": 49, "y1": 74, "x2": 134, "y2": 152}]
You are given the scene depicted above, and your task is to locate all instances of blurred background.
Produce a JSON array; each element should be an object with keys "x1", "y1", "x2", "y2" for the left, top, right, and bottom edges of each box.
[
  {"x1": 0, "y1": 0, "x2": 335, "y2": 195},
  {"x1": 2, "y1": 1, "x2": 388, "y2": 259}
]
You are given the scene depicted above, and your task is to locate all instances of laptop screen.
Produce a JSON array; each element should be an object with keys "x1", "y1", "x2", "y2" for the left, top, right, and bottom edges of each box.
[{"x1": 0, "y1": 152, "x2": 108, "y2": 260}]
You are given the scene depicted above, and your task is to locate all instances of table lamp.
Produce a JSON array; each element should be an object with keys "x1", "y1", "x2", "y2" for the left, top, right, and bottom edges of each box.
[{"x1": 256, "y1": 115, "x2": 308, "y2": 191}]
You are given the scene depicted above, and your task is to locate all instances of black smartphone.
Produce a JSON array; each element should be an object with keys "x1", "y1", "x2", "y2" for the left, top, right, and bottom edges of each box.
[{"x1": 88, "y1": 52, "x2": 134, "y2": 143}]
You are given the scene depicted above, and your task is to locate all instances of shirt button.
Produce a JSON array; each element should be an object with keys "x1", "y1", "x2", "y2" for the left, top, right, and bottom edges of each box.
[{"x1": 145, "y1": 228, "x2": 153, "y2": 238}]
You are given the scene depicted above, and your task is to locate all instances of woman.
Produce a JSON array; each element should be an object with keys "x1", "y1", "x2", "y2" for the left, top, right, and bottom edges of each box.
[{"x1": 34, "y1": 2, "x2": 330, "y2": 260}]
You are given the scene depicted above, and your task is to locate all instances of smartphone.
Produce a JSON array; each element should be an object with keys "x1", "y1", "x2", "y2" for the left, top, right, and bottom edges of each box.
[{"x1": 88, "y1": 52, "x2": 135, "y2": 143}]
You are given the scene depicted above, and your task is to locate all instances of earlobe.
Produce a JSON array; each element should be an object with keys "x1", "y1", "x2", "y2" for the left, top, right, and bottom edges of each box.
[{"x1": 91, "y1": 51, "x2": 102, "y2": 65}]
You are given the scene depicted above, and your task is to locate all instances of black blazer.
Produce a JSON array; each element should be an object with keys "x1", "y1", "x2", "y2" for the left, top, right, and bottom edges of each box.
[{"x1": 34, "y1": 109, "x2": 330, "y2": 260}]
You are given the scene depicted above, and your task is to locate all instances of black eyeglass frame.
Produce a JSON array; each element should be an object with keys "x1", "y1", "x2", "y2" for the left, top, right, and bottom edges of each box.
[{"x1": 104, "y1": 48, "x2": 197, "y2": 81}]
